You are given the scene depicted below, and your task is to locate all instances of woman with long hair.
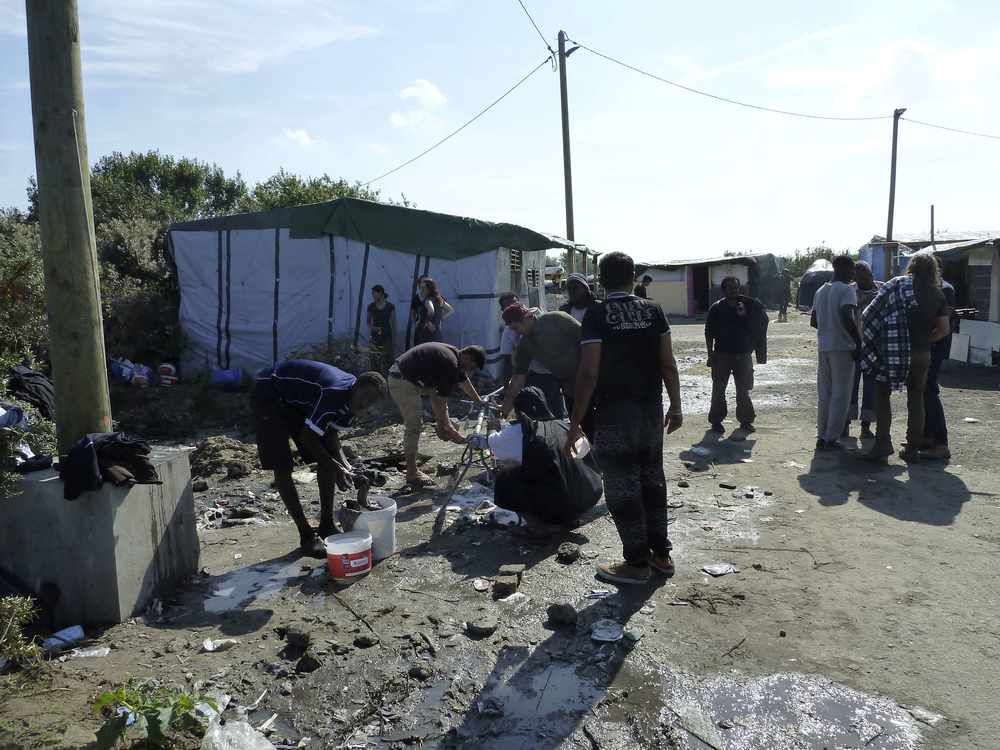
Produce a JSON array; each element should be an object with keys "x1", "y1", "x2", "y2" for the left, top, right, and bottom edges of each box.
[{"x1": 413, "y1": 276, "x2": 445, "y2": 345}]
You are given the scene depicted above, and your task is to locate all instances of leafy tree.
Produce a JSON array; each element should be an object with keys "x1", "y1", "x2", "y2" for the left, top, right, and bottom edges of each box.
[
  {"x1": 242, "y1": 168, "x2": 407, "y2": 211},
  {"x1": 0, "y1": 210, "x2": 47, "y2": 370},
  {"x1": 779, "y1": 245, "x2": 843, "y2": 277},
  {"x1": 27, "y1": 151, "x2": 250, "y2": 226}
]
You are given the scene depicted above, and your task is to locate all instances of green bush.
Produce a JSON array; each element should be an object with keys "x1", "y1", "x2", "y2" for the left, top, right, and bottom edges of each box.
[{"x1": 0, "y1": 211, "x2": 47, "y2": 373}]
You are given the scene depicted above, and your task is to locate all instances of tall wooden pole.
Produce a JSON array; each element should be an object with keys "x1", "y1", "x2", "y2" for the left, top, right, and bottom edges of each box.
[
  {"x1": 885, "y1": 107, "x2": 906, "y2": 278},
  {"x1": 26, "y1": 0, "x2": 112, "y2": 453},
  {"x1": 558, "y1": 30, "x2": 576, "y2": 265}
]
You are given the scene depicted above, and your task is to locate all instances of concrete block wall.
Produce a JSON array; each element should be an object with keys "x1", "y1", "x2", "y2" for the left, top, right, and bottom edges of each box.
[{"x1": 0, "y1": 448, "x2": 199, "y2": 627}]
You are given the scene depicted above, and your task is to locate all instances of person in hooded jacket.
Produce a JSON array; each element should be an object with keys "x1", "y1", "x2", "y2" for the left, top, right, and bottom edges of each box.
[{"x1": 491, "y1": 387, "x2": 602, "y2": 528}]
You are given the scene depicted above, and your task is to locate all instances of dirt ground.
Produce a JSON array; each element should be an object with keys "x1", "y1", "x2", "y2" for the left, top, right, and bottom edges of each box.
[{"x1": 2, "y1": 314, "x2": 998, "y2": 749}]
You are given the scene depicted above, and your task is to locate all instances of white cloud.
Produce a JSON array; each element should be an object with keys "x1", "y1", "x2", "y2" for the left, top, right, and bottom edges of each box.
[
  {"x1": 400, "y1": 78, "x2": 447, "y2": 109},
  {"x1": 282, "y1": 128, "x2": 319, "y2": 147},
  {"x1": 0, "y1": 1, "x2": 25, "y2": 38},
  {"x1": 67, "y1": 0, "x2": 375, "y2": 85},
  {"x1": 390, "y1": 78, "x2": 446, "y2": 128}
]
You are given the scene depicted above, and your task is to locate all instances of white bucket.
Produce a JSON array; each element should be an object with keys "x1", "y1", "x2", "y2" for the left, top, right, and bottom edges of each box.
[
  {"x1": 325, "y1": 531, "x2": 373, "y2": 580},
  {"x1": 353, "y1": 495, "x2": 397, "y2": 561}
]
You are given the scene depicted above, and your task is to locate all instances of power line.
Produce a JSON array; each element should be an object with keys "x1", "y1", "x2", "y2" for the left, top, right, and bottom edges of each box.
[
  {"x1": 363, "y1": 57, "x2": 551, "y2": 186},
  {"x1": 570, "y1": 39, "x2": 891, "y2": 122},
  {"x1": 901, "y1": 116, "x2": 1000, "y2": 141},
  {"x1": 516, "y1": 0, "x2": 555, "y2": 57}
]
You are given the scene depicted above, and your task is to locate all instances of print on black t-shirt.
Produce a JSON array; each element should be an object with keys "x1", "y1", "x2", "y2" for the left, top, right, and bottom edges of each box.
[{"x1": 581, "y1": 294, "x2": 669, "y2": 405}]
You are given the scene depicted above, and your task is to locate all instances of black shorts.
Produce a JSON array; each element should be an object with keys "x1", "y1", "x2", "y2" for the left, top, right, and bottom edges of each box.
[{"x1": 252, "y1": 378, "x2": 314, "y2": 472}]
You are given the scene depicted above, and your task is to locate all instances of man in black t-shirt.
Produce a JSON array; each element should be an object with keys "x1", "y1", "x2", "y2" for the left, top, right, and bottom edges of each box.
[
  {"x1": 705, "y1": 276, "x2": 768, "y2": 436},
  {"x1": 633, "y1": 274, "x2": 652, "y2": 299},
  {"x1": 252, "y1": 360, "x2": 388, "y2": 557},
  {"x1": 388, "y1": 342, "x2": 485, "y2": 486},
  {"x1": 569, "y1": 252, "x2": 683, "y2": 586}
]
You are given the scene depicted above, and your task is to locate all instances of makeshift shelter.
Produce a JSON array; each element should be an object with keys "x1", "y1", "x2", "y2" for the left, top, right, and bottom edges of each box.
[
  {"x1": 167, "y1": 198, "x2": 590, "y2": 378},
  {"x1": 796, "y1": 259, "x2": 834, "y2": 310},
  {"x1": 636, "y1": 255, "x2": 763, "y2": 317}
]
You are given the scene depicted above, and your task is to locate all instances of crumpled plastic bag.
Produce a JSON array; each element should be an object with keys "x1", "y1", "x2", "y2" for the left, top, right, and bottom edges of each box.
[{"x1": 201, "y1": 720, "x2": 274, "y2": 750}]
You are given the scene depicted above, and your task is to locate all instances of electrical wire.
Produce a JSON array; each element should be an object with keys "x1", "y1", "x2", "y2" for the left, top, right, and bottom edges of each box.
[
  {"x1": 570, "y1": 39, "x2": 892, "y2": 122},
  {"x1": 363, "y1": 57, "x2": 551, "y2": 186},
  {"x1": 516, "y1": 0, "x2": 555, "y2": 57},
  {"x1": 901, "y1": 116, "x2": 1000, "y2": 141}
]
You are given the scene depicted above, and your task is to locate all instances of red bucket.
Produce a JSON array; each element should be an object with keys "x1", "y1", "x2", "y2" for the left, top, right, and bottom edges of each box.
[{"x1": 325, "y1": 531, "x2": 373, "y2": 580}]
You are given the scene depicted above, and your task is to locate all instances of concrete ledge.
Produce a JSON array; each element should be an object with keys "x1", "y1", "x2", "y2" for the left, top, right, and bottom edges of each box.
[{"x1": 0, "y1": 448, "x2": 199, "y2": 626}]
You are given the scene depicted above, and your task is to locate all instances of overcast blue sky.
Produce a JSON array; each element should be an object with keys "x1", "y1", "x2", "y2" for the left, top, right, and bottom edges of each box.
[{"x1": 1, "y1": 0, "x2": 999, "y2": 260}]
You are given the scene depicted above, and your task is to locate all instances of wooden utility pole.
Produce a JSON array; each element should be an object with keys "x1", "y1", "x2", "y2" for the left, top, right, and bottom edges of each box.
[
  {"x1": 558, "y1": 30, "x2": 575, "y2": 264},
  {"x1": 885, "y1": 108, "x2": 906, "y2": 241},
  {"x1": 26, "y1": 0, "x2": 111, "y2": 453}
]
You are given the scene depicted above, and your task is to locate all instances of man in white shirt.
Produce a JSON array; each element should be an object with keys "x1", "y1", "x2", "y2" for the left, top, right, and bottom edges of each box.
[{"x1": 810, "y1": 255, "x2": 861, "y2": 451}]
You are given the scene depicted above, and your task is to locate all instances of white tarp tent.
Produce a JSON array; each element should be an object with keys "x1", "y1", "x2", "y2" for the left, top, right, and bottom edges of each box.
[{"x1": 167, "y1": 198, "x2": 585, "y2": 378}]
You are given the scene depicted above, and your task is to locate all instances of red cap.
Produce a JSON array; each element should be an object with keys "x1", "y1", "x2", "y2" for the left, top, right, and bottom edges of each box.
[{"x1": 502, "y1": 303, "x2": 530, "y2": 325}]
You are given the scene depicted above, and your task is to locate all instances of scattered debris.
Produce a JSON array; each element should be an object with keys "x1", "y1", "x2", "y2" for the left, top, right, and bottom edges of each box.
[
  {"x1": 292, "y1": 469, "x2": 316, "y2": 485},
  {"x1": 722, "y1": 636, "x2": 747, "y2": 658},
  {"x1": 226, "y1": 461, "x2": 251, "y2": 480},
  {"x1": 556, "y1": 542, "x2": 581, "y2": 564},
  {"x1": 899, "y1": 704, "x2": 946, "y2": 726},
  {"x1": 279, "y1": 681, "x2": 293, "y2": 696},
  {"x1": 719, "y1": 482, "x2": 737, "y2": 490},
  {"x1": 702, "y1": 563, "x2": 739, "y2": 577},
  {"x1": 677, "y1": 480, "x2": 690, "y2": 488},
  {"x1": 586, "y1": 589, "x2": 612, "y2": 599},
  {"x1": 624, "y1": 628, "x2": 643, "y2": 644},
  {"x1": 67, "y1": 645, "x2": 110, "y2": 658},
  {"x1": 201, "y1": 638, "x2": 239, "y2": 653},
  {"x1": 590, "y1": 619, "x2": 624, "y2": 643},
  {"x1": 546, "y1": 601, "x2": 578, "y2": 627},
  {"x1": 473, "y1": 578, "x2": 492, "y2": 592},
  {"x1": 963, "y1": 417, "x2": 980, "y2": 424},
  {"x1": 192, "y1": 479, "x2": 209, "y2": 492},
  {"x1": 435, "y1": 462, "x2": 457, "y2": 476}
]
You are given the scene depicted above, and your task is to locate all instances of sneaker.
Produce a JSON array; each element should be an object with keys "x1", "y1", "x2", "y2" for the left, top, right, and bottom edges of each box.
[
  {"x1": 740, "y1": 423, "x2": 756, "y2": 435},
  {"x1": 649, "y1": 553, "x2": 675, "y2": 577},
  {"x1": 860, "y1": 423, "x2": 875, "y2": 440},
  {"x1": 710, "y1": 423, "x2": 725, "y2": 434},
  {"x1": 596, "y1": 561, "x2": 651, "y2": 586},
  {"x1": 919, "y1": 444, "x2": 951, "y2": 461},
  {"x1": 898, "y1": 447, "x2": 921, "y2": 463},
  {"x1": 299, "y1": 535, "x2": 328, "y2": 560},
  {"x1": 815, "y1": 438, "x2": 827, "y2": 451}
]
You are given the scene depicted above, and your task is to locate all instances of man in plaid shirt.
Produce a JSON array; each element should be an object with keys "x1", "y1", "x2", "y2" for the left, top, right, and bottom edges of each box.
[{"x1": 861, "y1": 256, "x2": 950, "y2": 462}]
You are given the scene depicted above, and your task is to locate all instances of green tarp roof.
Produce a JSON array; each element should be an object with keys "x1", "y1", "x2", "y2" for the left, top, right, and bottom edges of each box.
[{"x1": 169, "y1": 197, "x2": 589, "y2": 261}]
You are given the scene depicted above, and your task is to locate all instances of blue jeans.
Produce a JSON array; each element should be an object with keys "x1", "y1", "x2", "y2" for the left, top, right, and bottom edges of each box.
[{"x1": 924, "y1": 336, "x2": 950, "y2": 445}]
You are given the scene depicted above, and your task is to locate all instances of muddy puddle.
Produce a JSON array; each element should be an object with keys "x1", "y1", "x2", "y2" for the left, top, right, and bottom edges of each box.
[
  {"x1": 674, "y1": 356, "x2": 815, "y2": 416},
  {"x1": 204, "y1": 559, "x2": 319, "y2": 613}
]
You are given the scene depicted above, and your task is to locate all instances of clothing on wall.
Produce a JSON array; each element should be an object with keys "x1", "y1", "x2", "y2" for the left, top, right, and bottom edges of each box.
[
  {"x1": 7, "y1": 366, "x2": 56, "y2": 420},
  {"x1": 60, "y1": 432, "x2": 160, "y2": 501}
]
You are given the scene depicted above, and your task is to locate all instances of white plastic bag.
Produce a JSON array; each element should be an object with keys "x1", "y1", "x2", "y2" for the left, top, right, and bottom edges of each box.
[{"x1": 201, "y1": 720, "x2": 274, "y2": 750}]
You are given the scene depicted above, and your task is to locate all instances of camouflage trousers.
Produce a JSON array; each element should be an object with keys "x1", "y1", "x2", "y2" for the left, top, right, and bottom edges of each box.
[{"x1": 593, "y1": 399, "x2": 670, "y2": 565}]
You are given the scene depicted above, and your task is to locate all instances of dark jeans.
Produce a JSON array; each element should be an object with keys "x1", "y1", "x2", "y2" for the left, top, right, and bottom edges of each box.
[
  {"x1": 709, "y1": 353, "x2": 755, "y2": 427},
  {"x1": 924, "y1": 336, "x2": 950, "y2": 445},
  {"x1": 849, "y1": 367, "x2": 877, "y2": 425},
  {"x1": 525, "y1": 372, "x2": 567, "y2": 419},
  {"x1": 874, "y1": 352, "x2": 931, "y2": 451},
  {"x1": 593, "y1": 399, "x2": 670, "y2": 566}
]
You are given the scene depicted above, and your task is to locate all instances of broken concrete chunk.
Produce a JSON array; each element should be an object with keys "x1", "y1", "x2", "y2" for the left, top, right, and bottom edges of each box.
[
  {"x1": 353, "y1": 634, "x2": 380, "y2": 649},
  {"x1": 295, "y1": 652, "x2": 322, "y2": 673},
  {"x1": 493, "y1": 575, "x2": 520, "y2": 598},
  {"x1": 466, "y1": 614, "x2": 499, "y2": 638},
  {"x1": 556, "y1": 543, "x2": 580, "y2": 564},
  {"x1": 546, "y1": 602, "x2": 578, "y2": 627},
  {"x1": 498, "y1": 563, "x2": 526, "y2": 581}
]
